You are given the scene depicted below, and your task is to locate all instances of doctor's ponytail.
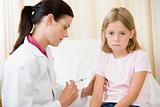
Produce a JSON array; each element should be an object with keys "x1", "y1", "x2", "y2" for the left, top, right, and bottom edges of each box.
[
  {"x1": 11, "y1": 6, "x2": 33, "y2": 54},
  {"x1": 11, "y1": 0, "x2": 73, "y2": 54}
]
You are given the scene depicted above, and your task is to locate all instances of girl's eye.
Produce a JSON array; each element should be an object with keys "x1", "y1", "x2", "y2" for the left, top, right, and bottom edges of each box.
[
  {"x1": 108, "y1": 31, "x2": 114, "y2": 35},
  {"x1": 121, "y1": 32, "x2": 125, "y2": 35}
]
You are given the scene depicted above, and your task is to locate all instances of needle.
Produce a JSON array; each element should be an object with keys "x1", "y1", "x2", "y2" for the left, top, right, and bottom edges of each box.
[{"x1": 76, "y1": 77, "x2": 87, "y2": 83}]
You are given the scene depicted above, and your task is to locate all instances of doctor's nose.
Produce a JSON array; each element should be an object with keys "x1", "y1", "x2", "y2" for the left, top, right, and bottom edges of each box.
[{"x1": 64, "y1": 30, "x2": 69, "y2": 38}]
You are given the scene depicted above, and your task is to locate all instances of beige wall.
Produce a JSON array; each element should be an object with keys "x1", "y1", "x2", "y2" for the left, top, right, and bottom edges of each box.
[
  {"x1": 152, "y1": 0, "x2": 160, "y2": 84},
  {"x1": 0, "y1": 0, "x2": 160, "y2": 84}
]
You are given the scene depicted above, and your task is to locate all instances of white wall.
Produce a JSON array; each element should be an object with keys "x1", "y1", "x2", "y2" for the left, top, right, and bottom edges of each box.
[{"x1": 23, "y1": 0, "x2": 40, "y2": 5}]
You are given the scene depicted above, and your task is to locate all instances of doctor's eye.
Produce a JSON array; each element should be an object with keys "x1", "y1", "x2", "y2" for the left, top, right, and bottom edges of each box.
[{"x1": 63, "y1": 26, "x2": 67, "y2": 30}]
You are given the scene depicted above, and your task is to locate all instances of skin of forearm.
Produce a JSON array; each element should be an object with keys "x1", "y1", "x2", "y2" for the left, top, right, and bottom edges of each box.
[
  {"x1": 115, "y1": 93, "x2": 138, "y2": 107},
  {"x1": 90, "y1": 74, "x2": 104, "y2": 107},
  {"x1": 90, "y1": 94, "x2": 102, "y2": 107},
  {"x1": 115, "y1": 72, "x2": 147, "y2": 107}
]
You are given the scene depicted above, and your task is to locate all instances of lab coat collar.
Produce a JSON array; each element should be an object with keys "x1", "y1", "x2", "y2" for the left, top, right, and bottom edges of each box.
[
  {"x1": 24, "y1": 37, "x2": 49, "y2": 59},
  {"x1": 24, "y1": 36, "x2": 55, "y2": 66}
]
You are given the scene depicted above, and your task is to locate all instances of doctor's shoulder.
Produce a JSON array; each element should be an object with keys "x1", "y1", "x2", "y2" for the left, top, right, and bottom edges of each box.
[
  {"x1": 5, "y1": 44, "x2": 40, "y2": 73},
  {"x1": 7, "y1": 43, "x2": 33, "y2": 60}
]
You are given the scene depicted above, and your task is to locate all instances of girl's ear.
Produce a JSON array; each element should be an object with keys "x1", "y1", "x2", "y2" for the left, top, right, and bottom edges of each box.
[
  {"x1": 47, "y1": 13, "x2": 55, "y2": 25},
  {"x1": 130, "y1": 29, "x2": 135, "y2": 39}
]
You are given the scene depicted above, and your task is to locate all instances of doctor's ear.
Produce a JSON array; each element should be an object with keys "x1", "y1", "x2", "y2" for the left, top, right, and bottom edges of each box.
[{"x1": 46, "y1": 14, "x2": 55, "y2": 25}]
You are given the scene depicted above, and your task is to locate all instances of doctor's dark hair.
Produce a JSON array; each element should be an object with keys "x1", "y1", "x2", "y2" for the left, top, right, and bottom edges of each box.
[{"x1": 11, "y1": 0, "x2": 74, "y2": 54}]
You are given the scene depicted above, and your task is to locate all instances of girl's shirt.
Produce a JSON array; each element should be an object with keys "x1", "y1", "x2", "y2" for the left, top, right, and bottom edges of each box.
[{"x1": 95, "y1": 50, "x2": 151, "y2": 107}]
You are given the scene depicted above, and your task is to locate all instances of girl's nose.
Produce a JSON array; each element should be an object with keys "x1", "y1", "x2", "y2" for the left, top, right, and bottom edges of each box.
[{"x1": 114, "y1": 35, "x2": 120, "y2": 41}]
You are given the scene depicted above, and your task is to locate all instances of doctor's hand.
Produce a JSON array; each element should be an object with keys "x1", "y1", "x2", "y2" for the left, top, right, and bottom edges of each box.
[
  {"x1": 81, "y1": 75, "x2": 96, "y2": 98},
  {"x1": 59, "y1": 80, "x2": 79, "y2": 107}
]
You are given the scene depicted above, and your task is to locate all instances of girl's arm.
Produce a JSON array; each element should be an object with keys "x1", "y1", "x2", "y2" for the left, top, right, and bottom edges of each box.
[
  {"x1": 115, "y1": 71, "x2": 147, "y2": 107},
  {"x1": 90, "y1": 74, "x2": 105, "y2": 107}
]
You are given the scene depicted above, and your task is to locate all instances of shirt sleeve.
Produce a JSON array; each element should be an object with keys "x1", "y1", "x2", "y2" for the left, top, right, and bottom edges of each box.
[
  {"x1": 134, "y1": 50, "x2": 151, "y2": 73},
  {"x1": 54, "y1": 83, "x2": 63, "y2": 100},
  {"x1": 42, "y1": 100, "x2": 62, "y2": 107},
  {"x1": 95, "y1": 53, "x2": 105, "y2": 77},
  {"x1": 2, "y1": 62, "x2": 36, "y2": 107}
]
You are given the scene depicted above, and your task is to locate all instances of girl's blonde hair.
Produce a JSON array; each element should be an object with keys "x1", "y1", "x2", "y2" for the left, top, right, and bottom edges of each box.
[{"x1": 101, "y1": 7, "x2": 140, "y2": 53}]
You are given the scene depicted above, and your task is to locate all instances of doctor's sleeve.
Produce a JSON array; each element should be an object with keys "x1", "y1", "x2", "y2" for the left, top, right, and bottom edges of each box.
[
  {"x1": 69, "y1": 89, "x2": 88, "y2": 107},
  {"x1": 2, "y1": 62, "x2": 36, "y2": 107},
  {"x1": 2, "y1": 62, "x2": 63, "y2": 107}
]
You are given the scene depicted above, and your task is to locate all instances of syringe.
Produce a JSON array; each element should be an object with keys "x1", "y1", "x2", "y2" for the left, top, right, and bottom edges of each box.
[{"x1": 75, "y1": 77, "x2": 87, "y2": 83}]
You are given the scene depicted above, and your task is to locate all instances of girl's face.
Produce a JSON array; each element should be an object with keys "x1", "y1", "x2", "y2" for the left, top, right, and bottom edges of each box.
[
  {"x1": 105, "y1": 21, "x2": 134, "y2": 55},
  {"x1": 45, "y1": 15, "x2": 72, "y2": 46}
]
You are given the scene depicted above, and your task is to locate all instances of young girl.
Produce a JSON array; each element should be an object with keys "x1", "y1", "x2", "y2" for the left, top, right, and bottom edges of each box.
[
  {"x1": 2, "y1": 0, "x2": 96, "y2": 107},
  {"x1": 90, "y1": 7, "x2": 151, "y2": 107}
]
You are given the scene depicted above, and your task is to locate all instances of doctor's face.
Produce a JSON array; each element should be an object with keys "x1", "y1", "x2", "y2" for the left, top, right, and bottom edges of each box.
[{"x1": 46, "y1": 15, "x2": 72, "y2": 46}]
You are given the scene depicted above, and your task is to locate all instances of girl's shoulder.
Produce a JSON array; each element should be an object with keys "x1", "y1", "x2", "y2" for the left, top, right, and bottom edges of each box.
[
  {"x1": 130, "y1": 49, "x2": 150, "y2": 66},
  {"x1": 131, "y1": 49, "x2": 149, "y2": 58}
]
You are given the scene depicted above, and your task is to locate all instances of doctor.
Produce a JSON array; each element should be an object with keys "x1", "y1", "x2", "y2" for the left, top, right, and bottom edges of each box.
[{"x1": 2, "y1": 0, "x2": 96, "y2": 107}]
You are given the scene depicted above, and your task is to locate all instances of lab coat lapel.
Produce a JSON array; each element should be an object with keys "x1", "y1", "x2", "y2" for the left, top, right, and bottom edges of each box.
[
  {"x1": 25, "y1": 37, "x2": 57, "y2": 98},
  {"x1": 46, "y1": 48, "x2": 57, "y2": 93}
]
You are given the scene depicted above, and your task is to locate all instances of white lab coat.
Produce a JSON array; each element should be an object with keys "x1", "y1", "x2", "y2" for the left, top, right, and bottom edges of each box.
[{"x1": 2, "y1": 37, "x2": 87, "y2": 107}]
